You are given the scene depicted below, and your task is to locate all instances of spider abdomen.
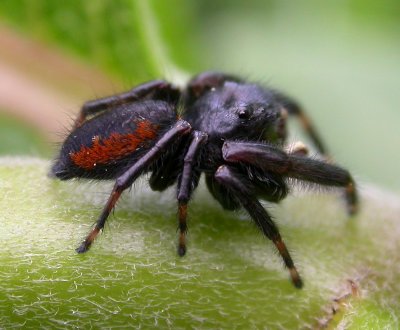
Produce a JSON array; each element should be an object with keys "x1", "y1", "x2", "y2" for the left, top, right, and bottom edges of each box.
[{"x1": 51, "y1": 100, "x2": 177, "y2": 180}]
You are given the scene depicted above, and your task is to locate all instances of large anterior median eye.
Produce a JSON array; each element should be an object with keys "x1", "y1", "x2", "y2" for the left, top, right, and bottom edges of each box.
[{"x1": 238, "y1": 108, "x2": 250, "y2": 119}]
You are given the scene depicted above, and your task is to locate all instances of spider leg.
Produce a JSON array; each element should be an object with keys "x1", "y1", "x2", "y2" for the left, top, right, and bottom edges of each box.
[
  {"x1": 245, "y1": 167, "x2": 289, "y2": 203},
  {"x1": 214, "y1": 165, "x2": 303, "y2": 289},
  {"x1": 206, "y1": 169, "x2": 288, "y2": 209},
  {"x1": 74, "y1": 80, "x2": 180, "y2": 128},
  {"x1": 76, "y1": 119, "x2": 192, "y2": 253},
  {"x1": 205, "y1": 175, "x2": 241, "y2": 211},
  {"x1": 222, "y1": 141, "x2": 358, "y2": 215},
  {"x1": 185, "y1": 71, "x2": 242, "y2": 103},
  {"x1": 275, "y1": 92, "x2": 327, "y2": 156},
  {"x1": 176, "y1": 131, "x2": 208, "y2": 256}
]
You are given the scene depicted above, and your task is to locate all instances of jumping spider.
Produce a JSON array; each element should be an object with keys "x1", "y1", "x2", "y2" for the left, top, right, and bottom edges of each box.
[{"x1": 51, "y1": 71, "x2": 358, "y2": 288}]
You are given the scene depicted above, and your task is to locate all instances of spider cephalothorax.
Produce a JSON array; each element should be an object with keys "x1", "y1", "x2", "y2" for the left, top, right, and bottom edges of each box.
[{"x1": 51, "y1": 71, "x2": 358, "y2": 288}]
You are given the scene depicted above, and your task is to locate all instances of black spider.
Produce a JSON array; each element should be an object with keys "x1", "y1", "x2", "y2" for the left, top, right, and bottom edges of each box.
[{"x1": 51, "y1": 71, "x2": 358, "y2": 288}]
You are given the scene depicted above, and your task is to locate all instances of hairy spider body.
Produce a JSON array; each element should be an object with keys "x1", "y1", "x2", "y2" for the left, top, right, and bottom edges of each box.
[
  {"x1": 52, "y1": 100, "x2": 178, "y2": 180},
  {"x1": 51, "y1": 71, "x2": 358, "y2": 288}
]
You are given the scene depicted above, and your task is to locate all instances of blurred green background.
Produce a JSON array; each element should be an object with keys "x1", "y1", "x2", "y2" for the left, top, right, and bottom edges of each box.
[{"x1": 0, "y1": 0, "x2": 399, "y2": 193}]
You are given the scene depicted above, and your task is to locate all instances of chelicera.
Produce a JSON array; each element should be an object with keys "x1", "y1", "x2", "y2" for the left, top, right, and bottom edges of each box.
[{"x1": 51, "y1": 71, "x2": 358, "y2": 288}]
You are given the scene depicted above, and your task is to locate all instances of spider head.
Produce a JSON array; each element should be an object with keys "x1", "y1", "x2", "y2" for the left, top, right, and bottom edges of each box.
[{"x1": 189, "y1": 81, "x2": 281, "y2": 141}]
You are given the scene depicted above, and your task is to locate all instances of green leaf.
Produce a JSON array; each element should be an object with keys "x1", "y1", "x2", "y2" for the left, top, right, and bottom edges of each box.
[
  {"x1": 0, "y1": 0, "x2": 198, "y2": 83},
  {"x1": 1, "y1": 158, "x2": 399, "y2": 328}
]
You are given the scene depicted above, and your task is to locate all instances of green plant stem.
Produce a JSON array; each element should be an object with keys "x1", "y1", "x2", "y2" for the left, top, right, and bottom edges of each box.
[{"x1": 131, "y1": 0, "x2": 189, "y2": 85}]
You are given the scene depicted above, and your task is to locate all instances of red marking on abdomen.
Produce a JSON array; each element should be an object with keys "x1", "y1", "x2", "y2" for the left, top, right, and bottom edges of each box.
[{"x1": 70, "y1": 120, "x2": 158, "y2": 170}]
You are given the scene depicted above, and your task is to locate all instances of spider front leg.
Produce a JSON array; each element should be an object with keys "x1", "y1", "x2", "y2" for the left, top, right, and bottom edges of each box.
[
  {"x1": 74, "y1": 80, "x2": 180, "y2": 128},
  {"x1": 275, "y1": 92, "x2": 328, "y2": 157},
  {"x1": 76, "y1": 120, "x2": 191, "y2": 253},
  {"x1": 176, "y1": 131, "x2": 208, "y2": 256},
  {"x1": 214, "y1": 165, "x2": 303, "y2": 288},
  {"x1": 222, "y1": 141, "x2": 358, "y2": 215}
]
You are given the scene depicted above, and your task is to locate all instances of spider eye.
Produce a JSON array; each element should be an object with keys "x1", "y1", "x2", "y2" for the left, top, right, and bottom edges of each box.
[{"x1": 238, "y1": 109, "x2": 250, "y2": 119}]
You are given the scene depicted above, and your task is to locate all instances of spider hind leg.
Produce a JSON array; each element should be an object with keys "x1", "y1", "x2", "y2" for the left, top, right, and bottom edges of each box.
[{"x1": 74, "y1": 80, "x2": 180, "y2": 128}]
